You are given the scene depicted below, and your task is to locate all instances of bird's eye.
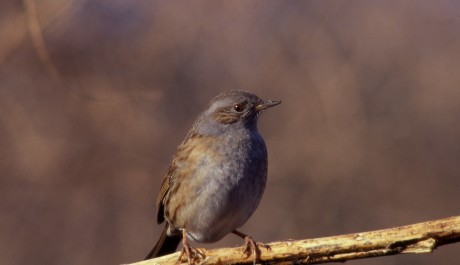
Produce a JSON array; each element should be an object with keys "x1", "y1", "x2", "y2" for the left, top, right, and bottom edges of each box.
[{"x1": 233, "y1": 104, "x2": 244, "y2": 112}]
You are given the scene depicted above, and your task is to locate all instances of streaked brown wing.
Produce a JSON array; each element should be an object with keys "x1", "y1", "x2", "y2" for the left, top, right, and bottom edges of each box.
[
  {"x1": 155, "y1": 133, "x2": 211, "y2": 224},
  {"x1": 156, "y1": 165, "x2": 175, "y2": 224}
]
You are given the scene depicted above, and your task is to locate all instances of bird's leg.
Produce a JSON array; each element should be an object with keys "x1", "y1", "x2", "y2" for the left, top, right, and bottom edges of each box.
[
  {"x1": 232, "y1": 230, "x2": 271, "y2": 264},
  {"x1": 176, "y1": 229, "x2": 199, "y2": 265}
]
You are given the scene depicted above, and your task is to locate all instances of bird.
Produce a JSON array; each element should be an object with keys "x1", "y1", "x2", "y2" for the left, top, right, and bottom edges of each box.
[{"x1": 145, "y1": 90, "x2": 280, "y2": 264}]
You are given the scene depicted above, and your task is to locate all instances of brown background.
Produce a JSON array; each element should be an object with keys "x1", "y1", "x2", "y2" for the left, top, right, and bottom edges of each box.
[{"x1": 1, "y1": 1, "x2": 459, "y2": 265}]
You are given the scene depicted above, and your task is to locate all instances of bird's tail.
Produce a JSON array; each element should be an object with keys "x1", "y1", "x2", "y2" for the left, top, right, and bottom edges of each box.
[{"x1": 145, "y1": 224, "x2": 182, "y2": 260}]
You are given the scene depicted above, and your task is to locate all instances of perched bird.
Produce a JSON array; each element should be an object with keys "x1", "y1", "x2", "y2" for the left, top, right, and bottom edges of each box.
[{"x1": 145, "y1": 90, "x2": 280, "y2": 263}]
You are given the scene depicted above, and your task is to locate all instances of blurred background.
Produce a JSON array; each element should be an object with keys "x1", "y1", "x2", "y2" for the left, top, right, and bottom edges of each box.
[{"x1": 1, "y1": 1, "x2": 459, "y2": 264}]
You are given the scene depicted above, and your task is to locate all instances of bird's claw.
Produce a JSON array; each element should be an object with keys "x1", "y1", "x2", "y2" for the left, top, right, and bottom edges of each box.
[
  {"x1": 176, "y1": 245, "x2": 204, "y2": 264},
  {"x1": 176, "y1": 229, "x2": 205, "y2": 264},
  {"x1": 241, "y1": 235, "x2": 270, "y2": 264}
]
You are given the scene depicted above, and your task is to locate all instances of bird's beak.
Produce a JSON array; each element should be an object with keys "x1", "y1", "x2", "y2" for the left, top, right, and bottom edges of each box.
[{"x1": 255, "y1": 100, "x2": 281, "y2": 111}]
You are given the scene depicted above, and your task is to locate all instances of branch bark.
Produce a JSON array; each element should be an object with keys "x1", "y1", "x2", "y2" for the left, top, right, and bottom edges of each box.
[{"x1": 128, "y1": 215, "x2": 460, "y2": 265}]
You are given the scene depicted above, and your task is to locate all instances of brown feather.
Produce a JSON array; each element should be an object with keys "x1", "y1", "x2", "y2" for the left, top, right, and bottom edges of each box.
[{"x1": 155, "y1": 132, "x2": 201, "y2": 224}]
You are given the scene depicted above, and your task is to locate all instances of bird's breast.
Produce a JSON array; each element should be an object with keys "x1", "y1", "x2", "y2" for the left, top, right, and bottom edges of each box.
[{"x1": 165, "y1": 131, "x2": 268, "y2": 242}]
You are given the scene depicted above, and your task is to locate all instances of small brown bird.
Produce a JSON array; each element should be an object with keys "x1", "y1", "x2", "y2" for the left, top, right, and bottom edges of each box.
[{"x1": 145, "y1": 90, "x2": 280, "y2": 263}]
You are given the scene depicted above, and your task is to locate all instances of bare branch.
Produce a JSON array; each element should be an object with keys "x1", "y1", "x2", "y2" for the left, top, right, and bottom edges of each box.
[{"x1": 128, "y1": 215, "x2": 460, "y2": 265}]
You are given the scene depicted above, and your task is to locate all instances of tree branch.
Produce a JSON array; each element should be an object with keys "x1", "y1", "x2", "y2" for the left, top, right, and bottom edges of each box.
[{"x1": 128, "y1": 215, "x2": 460, "y2": 265}]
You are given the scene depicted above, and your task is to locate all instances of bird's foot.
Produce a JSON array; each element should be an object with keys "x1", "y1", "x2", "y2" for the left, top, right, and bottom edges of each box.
[
  {"x1": 176, "y1": 245, "x2": 199, "y2": 265},
  {"x1": 176, "y1": 230, "x2": 204, "y2": 264},
  {"x1": 233, "y1": 230, "x2": 271, "y2": 265}
]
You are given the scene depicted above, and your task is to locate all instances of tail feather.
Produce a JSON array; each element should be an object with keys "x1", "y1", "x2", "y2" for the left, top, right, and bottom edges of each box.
[{"x1": 145, "y1": 224, "x2": 182, "y2": 260}]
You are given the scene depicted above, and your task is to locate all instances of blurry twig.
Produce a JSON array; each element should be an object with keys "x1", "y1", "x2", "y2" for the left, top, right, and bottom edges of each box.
[
  {"x1": 21, "y1": 0, "x2": 99, "y2": 101},
  {"x1": 23, "y1": 0, "x2": 60, "y2": 80},
  {"x1": 130, "y1": 215, "x2": 460, "y2": 265}
]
